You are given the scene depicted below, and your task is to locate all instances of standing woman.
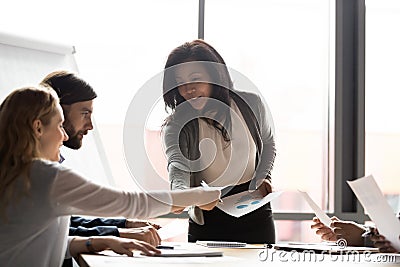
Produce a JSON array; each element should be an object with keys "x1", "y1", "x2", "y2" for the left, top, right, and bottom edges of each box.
[
  {"x1": 162, "y1": 39, "x2": 276, "y2": 244},
  {"x1": 0, "y1": 86, "x2": 220, "y2": 267}
]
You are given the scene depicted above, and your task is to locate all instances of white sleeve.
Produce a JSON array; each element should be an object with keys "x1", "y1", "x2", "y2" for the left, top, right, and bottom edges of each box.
[
  {"x1": 65, "y1": 237, "x2": 74, "y2": 259},
  {"x1": 49, "y1": 167, "x2": 172, "y2": 219}
]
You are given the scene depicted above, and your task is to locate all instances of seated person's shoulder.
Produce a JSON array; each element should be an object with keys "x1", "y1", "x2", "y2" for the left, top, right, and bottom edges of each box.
[{"x1": 32, "y1": 159, "x2": 61, "y2": 173}]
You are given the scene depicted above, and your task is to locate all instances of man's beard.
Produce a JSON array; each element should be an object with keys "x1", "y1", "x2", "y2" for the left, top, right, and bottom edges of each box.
[{"x1": 63, "y1": 121, "x2": 83, "y2": 150}]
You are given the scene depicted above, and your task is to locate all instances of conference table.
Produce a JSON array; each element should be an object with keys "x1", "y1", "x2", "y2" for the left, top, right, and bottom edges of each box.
[{"x1": 78, "y1": 242, "x2": 400, "y2": 267}]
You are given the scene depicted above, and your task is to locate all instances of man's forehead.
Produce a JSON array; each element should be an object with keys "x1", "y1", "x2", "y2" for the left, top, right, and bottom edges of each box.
[{"x1": 68, "y1": 100, "x2": 94, "y2": 111}]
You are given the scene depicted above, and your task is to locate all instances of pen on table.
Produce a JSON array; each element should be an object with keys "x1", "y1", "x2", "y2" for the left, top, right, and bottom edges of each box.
[{"x1": 156, "y1": 245, "x2": 174, "y2": 250}]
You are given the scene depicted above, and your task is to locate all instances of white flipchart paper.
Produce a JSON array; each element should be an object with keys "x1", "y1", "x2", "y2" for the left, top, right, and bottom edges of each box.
[{"x1": 347, "y1": 175, "x2": 400, "y2": 250}]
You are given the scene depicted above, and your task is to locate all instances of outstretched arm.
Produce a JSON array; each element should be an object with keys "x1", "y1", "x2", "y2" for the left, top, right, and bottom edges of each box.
[{"x1": 51, "y1": 166, "x2": 220, "y2": 219}]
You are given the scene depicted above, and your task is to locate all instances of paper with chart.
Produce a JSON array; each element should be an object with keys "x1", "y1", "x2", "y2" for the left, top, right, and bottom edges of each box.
[
  {"x1": 347, "y1": 175, "x2": 400, "y2": 251},
  {"x1": 298, "y1": 190, "x2": 332, "y2": 227},
  {"x1": 217, "y1": 190, "x2": 282, "y2": 217}
]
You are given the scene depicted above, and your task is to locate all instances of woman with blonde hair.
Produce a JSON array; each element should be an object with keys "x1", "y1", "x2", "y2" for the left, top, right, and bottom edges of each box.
[{"x1": 0, "y1": 86, "x2": 220, "y2": 267}]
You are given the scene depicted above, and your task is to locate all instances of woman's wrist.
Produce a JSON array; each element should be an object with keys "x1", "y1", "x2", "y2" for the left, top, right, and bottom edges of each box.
[
  {"x1": 70, "y1": 236, "x2": 111, "y2": 257},
  {"x1": 86, "y1": 238, "x2": 96, "y2": 253},
  {"x1": 90, "y1": 236, "x2": 113, "y2": 252}
]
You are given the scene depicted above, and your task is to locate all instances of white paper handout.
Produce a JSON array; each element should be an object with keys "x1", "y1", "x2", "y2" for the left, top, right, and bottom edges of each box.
[
  {"x1": 347, "y1": 175, "x2": 400, "y2": 250},
  {"x1": 158, "y1": 219, "x2": 187, "y2": 241},
  {"x1": 216, "y1": 190, "x2": 282, "y2": 218},
  {"x1": 298, "y1": 190, "x2": 332, "y2": 227}
]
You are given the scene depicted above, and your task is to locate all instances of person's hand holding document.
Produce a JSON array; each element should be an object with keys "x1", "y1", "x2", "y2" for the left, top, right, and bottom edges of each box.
[
  {"x1": 298, "y1": 190, "x2": 332, "y2": 227},
  {"x1": 201, "y1": 180, "x2": 282, "y2": 218},
  {"x1": 347, "y1": 175, "x2": 400, "y2": 251},
  {"x1": 216, "y1": 189, "x2": 282, "y2": 218}
]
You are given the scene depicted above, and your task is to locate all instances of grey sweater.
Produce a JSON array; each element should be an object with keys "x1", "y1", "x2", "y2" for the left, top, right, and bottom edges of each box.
[{"x1": 163, "y1": 90, "x2": 276, "y2": 224}]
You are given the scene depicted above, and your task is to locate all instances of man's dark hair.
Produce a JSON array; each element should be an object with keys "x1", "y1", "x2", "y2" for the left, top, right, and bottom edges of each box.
[{"x1": 40, "y1": 70, "x2": 97, "y2": 105}]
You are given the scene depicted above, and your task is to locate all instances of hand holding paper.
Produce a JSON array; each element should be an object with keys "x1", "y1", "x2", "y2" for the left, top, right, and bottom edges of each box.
[
  {"x1": 347, "y1": 175, "x2": 400, "y2": 251},
  {"x1": 298, "y1": 190, "x2": 332, "y2": 227},
  {"x1": 216, "y1": 190, "x2": 282, "y2": 218},
  {"x1": 200, "y1": 180, "x2": 282, "y2": 217}
]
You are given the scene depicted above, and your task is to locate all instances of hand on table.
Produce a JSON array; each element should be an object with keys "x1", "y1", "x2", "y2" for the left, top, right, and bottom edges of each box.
[
  {"x1": 118, "y1": 226, "x2": 161, "y2": 246},
  {"x1": 104, "y1": 237, "x2": 161, "y2": 256},
  {"x1": 70, "y1": 236, "x2": 161, "y2": 257}
]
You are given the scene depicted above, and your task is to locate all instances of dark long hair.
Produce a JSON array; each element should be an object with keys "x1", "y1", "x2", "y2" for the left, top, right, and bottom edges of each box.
[
  {"x1": 40, "y1": 70, "x2": 97, "y2": 105},
  {"x1": 162, "y1": 39, "x2": 234, "y2": 141}
]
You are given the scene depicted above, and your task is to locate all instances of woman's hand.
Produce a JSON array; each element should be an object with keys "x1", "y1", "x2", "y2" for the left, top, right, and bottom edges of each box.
[
  {"x1": 256, "y1": 179, "x2": 273, "y2": 197},
  {"x1": 172, "y1": 207, "x2": 185, "y2": 214},
  {"x1": 198, "y1": 199, "x2": 220, "y2": 211},
  {"x1": 69, "y1": 236, "x2": 161, "y2": 258},
  {"x1": 170, "y1": 187, "x2": 221, "y2": 212},
  {"x1": 118, "y1": 225, "x2": 161, "y2": 246},
  {"x1": 103, "y1": 237, "x2": 161, "y2": 256}
]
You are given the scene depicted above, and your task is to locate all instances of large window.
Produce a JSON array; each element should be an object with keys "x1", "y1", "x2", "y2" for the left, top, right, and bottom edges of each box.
[
  {"x1": 205, "y1": 0, "x2": 333, "y2": 242},
  {"x1": 1, "y1": 0, "x2": 199, "y2": 190},
  {"x1": 205, "y1": 0, "x2": 332, "y2": 212},
  {"x1": 365, "y1": 0, "x2": 400, "y2": 212}
]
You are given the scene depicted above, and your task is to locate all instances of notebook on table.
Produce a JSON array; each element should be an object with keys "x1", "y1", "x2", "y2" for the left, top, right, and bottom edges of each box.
[{"x1": 196, "y1": 241, "x2": 247, "y2": 248}]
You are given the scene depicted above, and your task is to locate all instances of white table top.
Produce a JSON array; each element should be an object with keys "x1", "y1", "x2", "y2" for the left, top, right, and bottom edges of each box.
[{"x1": 78, "y1": 242, "x2": 400, "y2": 267}]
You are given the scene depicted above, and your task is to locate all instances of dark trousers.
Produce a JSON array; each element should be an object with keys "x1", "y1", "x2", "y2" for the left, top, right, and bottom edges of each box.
[
  {"x1": 188, "y1": 181, "x2": 276, "y2": 244},
  {"x1": 62, "y1": 258, "x2": 72, "y2": 267}
]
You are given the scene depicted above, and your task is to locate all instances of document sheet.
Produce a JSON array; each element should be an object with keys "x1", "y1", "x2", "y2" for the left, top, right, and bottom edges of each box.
[
  {"x1": 217, "y1": 190, "x2": 282, "y2": 217},
  {"x1": 347, "y1": 175, "x2": 400, "y2": 250},
  {"x1": 298, "y1": 190, "x2": 332, "y2": 227}
]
